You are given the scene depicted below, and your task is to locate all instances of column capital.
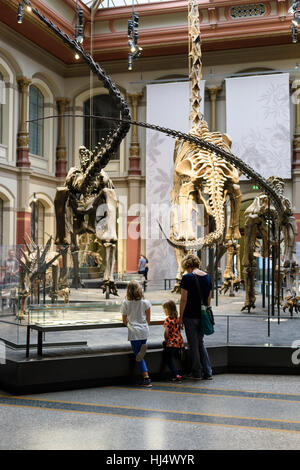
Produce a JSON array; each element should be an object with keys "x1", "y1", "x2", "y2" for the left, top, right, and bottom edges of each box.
[
  {"x1": 56, "y1": 97, "x2": 71, "y2": 112},
  {"x1": 206, "y1": 85, "x2": 222, "y2": 100},
  {"x1": 127, "y1": 92, "x2": 143, "y2": 107},
  {"x1": 17, "y1": 76, "x2": 31, "y2": 92}
]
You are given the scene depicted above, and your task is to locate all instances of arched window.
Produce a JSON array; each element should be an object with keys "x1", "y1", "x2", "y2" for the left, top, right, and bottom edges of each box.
[
  {"x1": 37, "y1": 201, "x2": 45, "y2": 246},
  {"x1": 30, "y1": 199, "x2": 45, "y2": 245},
  {"x1": 0, "y1": 71, "x2": 3, "y2": 145},
  {"x1": 84, "y1": 94, "x2": 119, "y2": 159},
  {"x1": 29, "y1": 85, "x2": 44, "y2": 156}
]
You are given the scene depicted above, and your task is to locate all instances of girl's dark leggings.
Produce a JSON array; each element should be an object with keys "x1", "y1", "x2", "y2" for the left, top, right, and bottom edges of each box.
[{"x1": 164, "y1": 346, "x2": 179, "y2": 377}]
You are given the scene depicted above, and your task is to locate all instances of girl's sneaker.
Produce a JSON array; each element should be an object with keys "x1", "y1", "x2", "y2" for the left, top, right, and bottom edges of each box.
[
  {"x1": 139, "y1": 377, "x2": 152, "y2": 388},
  {"x1": 172, "y1": 375, "x2": 183, "y2": 383}
]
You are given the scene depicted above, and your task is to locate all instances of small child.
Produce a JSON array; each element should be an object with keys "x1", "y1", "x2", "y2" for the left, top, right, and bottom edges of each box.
[
  {"x1": 122, "y1": 280, "x2": 152, "y2": 388},
  {"x1": 163, "y1": 300, "x2": 184, "y2": 382}
]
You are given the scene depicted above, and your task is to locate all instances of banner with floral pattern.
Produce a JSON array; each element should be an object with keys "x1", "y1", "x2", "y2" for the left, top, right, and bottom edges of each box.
[{"x1": 226, "y1": 73, "x2": 291, "y2": 180}]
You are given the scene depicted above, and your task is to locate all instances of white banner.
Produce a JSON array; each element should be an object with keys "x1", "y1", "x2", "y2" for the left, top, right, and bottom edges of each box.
[
  {"x1": 145, "y1": 80, "x2": 205, "y2": 281},
  {"x1": 226, "y1": 73, "x2": 291, "y2": 180}
]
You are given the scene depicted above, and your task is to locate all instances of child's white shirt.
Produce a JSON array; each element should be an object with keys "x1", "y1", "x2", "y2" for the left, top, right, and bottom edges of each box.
[{"x1": 121, "y1": 299, "x2": 151, "y2": 341}]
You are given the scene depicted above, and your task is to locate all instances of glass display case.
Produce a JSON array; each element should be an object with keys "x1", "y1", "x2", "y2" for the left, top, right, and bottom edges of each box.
[
  {"x1": 27, "y1": 301, "x2": 165, "y2": 326},
  {"x1": 0, "y1": 242, "x2": 166, "y2": 351},
  {"x1": 27, "y1": 301, "x2": 123, "y2": 327}
]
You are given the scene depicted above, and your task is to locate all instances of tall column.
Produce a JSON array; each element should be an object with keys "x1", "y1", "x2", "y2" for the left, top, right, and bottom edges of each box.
[
  {"x1": 56, "y1": 98, "x2": 70, "y2": 178},
  {"x1": 206, "y1": 85, "x2": 222, "y2": 132},
  {"x1": 127, "y1": 92, "x2": 143, "y2": 175},
  {"x1": 16, "y1": 168, "x2": 31, "y2": 246},
  {"x1": 292, "y1": 83, "x2": 300, "y2": 246},
  {"x1": 126, "y1": 92, "x2": 143, "y2": 272},
  {"x1": 16, "y1": 77, "x2": 31, "y2": 168}
]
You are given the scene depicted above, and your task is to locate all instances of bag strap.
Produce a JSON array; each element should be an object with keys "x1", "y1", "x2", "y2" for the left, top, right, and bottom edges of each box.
[{"x1": 193, "y1": 273, "x2": 202, "y2": 311}]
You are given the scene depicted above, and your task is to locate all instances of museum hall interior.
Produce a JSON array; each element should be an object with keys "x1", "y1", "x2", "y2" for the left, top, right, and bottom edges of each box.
[{"x1": 0, "y1": 0, "x2": 300, "y2": 451}]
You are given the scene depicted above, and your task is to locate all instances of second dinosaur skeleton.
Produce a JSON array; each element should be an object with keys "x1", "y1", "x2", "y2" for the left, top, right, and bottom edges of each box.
[{"x1": 242, "y1": 177, "x2": 299, "y2": 314}]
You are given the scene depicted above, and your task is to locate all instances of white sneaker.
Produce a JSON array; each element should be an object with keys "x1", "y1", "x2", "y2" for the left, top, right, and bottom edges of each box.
[{"x1": 136, "y1": 344, "x2": 147, "y2": 362}]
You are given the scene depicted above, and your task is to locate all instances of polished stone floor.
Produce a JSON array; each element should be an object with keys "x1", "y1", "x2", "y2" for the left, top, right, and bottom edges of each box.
[{"x1": 1, "y1": 373, "x2": 300, "y2": 450}]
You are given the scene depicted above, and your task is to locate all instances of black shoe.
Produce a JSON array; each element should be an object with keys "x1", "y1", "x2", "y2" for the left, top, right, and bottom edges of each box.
[
  {"x1": 171, "y1": 375, "x2": 183, "y2": 383},
  {"x1": 202, "y1": 375, "x2": 213, "y2": 380},
  {"x1": 139, "y1": 377, "x2": 152, "y2": 388},
  {"x1": 184, "y1": 373, "x2": 201, "y2": 380}
]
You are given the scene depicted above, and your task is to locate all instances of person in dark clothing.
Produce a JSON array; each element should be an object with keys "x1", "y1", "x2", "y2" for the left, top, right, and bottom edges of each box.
[
  {"x1": 138, "y1": 254, "x2": 149, "y2": 281},
  {"x1": 179, "y1": 254, "x2": 213, "y2": 380}
]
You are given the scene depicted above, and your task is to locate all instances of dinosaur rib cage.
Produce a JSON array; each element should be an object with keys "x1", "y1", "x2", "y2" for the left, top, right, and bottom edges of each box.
[{"x1": 25, "y1": 0, "x2": 285, "y2": 221}]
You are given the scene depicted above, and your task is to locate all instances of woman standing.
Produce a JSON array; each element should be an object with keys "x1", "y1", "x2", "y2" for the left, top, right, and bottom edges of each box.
[{"x1": 179, "y1": 254, "x2": 213, "y2": 380}]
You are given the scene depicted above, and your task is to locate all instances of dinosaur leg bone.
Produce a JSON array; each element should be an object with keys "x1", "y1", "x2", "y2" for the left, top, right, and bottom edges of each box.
[{"x1": 176, "y1": 182, "x2": 197, "y2": 241}]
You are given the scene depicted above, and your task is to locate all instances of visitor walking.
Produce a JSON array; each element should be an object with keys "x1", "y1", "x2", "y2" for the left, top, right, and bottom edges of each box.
[
  {"x1": 162, "y1": 300, "x2": 183, "y2": 382},
  {"x1": 138, "y1": 254, "x2": 148, "y2": 280},
  {"x1": 121, "y1": 280, "x2": 152, "y2": 387},
  {"x1": 179, "y1": 254, "x2": 213, "y2": 380}
]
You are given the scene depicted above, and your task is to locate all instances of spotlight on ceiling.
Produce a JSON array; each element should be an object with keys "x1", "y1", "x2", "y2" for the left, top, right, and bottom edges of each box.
[
  {"x1": 128, "y1": 54, "x2": 133, "y2": 71},
  {"x1": 292, "y1": 10, "x2": 300, "y2": 25},
  {"x1": 76, "y1": 32, "x2": 84, "y2": 44},
  {"x1": 292, "y1": 23, "x2": 298, "y2": 43},
  {"x1": 17, "y1": 2, "x2": 24, "y2": 24},
  {"x1": 128, "y1": 39, "x2": 137, "y2": 53},
  {"x1": 133, "y1": 13, "x2": 139, "y2": 28},
  {"x1": 291, "y1": 7, "x2": 300, "y2": 43},
  {"x1": 74, "y1": 2, "x2": 84, "y2": 44},
  {"x1": 289, "y1": 1, "x2": 299, "y2": 14},
  {"x1": 127, "y1": 8, "x2": 142, "y2": 70}
]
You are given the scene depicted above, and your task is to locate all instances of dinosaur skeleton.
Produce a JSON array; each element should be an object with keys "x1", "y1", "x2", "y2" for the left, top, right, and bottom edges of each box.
[
  {"x1": 165, "y1": 0, "x2": 242, "y2": 293},
  {"x1": 22, "y1": 2, "x2": 130, "y2": 297},
  {"x1": 55, "y1": 144, "x2": 118, "y2": 296},
  {"x1": 26, "y1": 0, "x2": 290, "y2": 302},
  {"x1": 241, "y1": 177, "x2": 299, "y2": 314},
  {"x1": 18, "y1": 235, "x2": 69, "y2": 319}
]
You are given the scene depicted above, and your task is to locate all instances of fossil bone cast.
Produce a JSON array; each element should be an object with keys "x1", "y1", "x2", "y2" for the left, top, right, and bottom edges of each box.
[
  {"x1": 242, "y1": 177, "x2": 299, "y2": 314},
  {"x1": 168, "y1": 0, "x2": 242, "y2": 293},
  {"x1": 24, "y1": 4, "x2": 132, "y2": 298},
  {"x1": 55, "y1": 143, "x2": 119, "y2": 296},
  {"x1": 18, "y1": 235, "x2": 69, "y2": 319},
  {"x1": 25, "y1": 0, "x2": 289, "y2": 300}
]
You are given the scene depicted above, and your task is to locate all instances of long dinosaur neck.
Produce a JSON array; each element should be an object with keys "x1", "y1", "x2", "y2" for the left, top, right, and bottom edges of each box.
[
  {"x1": 188, "y1": 0, "x2": 203, "y2": 134},
  {"x1": 26, "y1": 1, "x2": 131, "y2": 194}
]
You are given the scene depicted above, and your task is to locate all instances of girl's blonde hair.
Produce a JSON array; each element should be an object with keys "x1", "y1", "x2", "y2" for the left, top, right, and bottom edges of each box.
[
  {"x1": 126, "y1": 280, "x2": 144, "y2": 301},
  {"x1": 163, "y1": 300, "x2": 178, "y2": 319},
  {"x1": 181, "y1": 254, "x2": 201, "y2": 271}
]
